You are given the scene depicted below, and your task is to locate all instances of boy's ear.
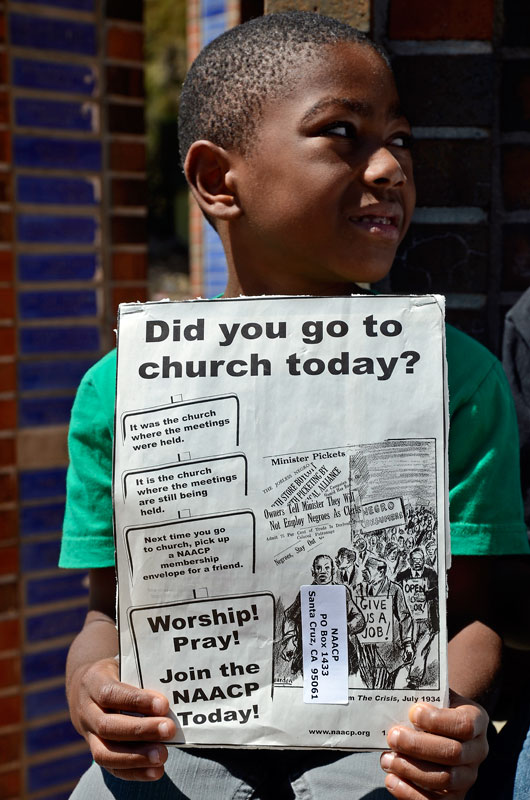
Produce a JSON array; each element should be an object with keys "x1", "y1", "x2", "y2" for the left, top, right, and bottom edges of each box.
[{"x1": 184, "y1": 141, "x2": 242, "y2": 222}]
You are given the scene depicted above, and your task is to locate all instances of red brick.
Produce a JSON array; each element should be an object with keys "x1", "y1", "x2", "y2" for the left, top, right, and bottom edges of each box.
[
  {"x1": 0, "y1": 730, "x2": 21, "y2": 765},
  {"x1": 111, "y1": 214, "x2": 147, "y2": 244},
  {"x1": 0, "y1": 16, "x2": 5, "y2": 46},
  {"x1": 106, "y1": 65, "x2": 144, "y2": 98},
  {"x1": 0, "y1": 287, "x2": 14, "y2": 319},
  {"x1": 0, "y1": 211, "x2": 13, "y2": 242},
  {"x1": 389, "y1": 0, "x2": 494, "y2": 40},
  {"x1": 0, "y1": 251, "x2": 13, "y2": 281},
  {"x1": 0, "y1": 619, "x2": 20, "y2": 651},
  {"x1": 0, "y1": 694, "x2": 22, "y2": 726},
  {"x1": 111, "y1": 250, "x2": 147, "y2": 280},
  {"x1": 0, "y1": 510, "x2": 18, "y2": 540},
  {"x1": 0, "y1": 546, "x2": 18, "y2": 577},
  {"x1": 111, "y1": 177, "x2": 147, "y2": 207},
  {"x1": 0, "y1": 131, "x2": 11, "y2": 163},
  {"x1": 0, "y1": 326, "x2": 15, "y2": 356},
  {"x1": 0, "y1": 362, "x2": 15, "y2": 393},
  {"x1": 109, "y1": 140, "x2": 146, "y2": 172},
  {"x1": 503, "y1": 146, "x2": 530, "y2": 209},
  {"x1": 0, "y1": 472, "x2": 16, "y2": 504},
  {"x1": 0, "y1": 52, "x2": 7, "y2": 84},
  {"x1": 107, "y1": 26, "x2": 144, "y2": 61},
  {"x1": 0, "y1": 769, "x2": 21, "y2": 798},
  {"x1": 0, "y1": 655, "x2": 21, "y2": 689},
  {"x1": 0, "y1": 399, "x2": 16, "y2": 431},
  {"x1": 108, "y1": 103, "x2": 145, "y2": 135},
  {"x1": 0, "y1": 583, "x2": 18, "y2": 615},
  {"x1": 0, "y1": 90, "x2": 8, "y2": 125}
]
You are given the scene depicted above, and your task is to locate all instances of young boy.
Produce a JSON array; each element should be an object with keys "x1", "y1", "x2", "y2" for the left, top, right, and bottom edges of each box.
[{"x1": 60, "y1": 11, "x2": 529, "y2": 799}]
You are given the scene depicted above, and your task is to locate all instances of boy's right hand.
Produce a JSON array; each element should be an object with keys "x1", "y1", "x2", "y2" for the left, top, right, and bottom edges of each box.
[{"x1": 69, "y1": 656, "x2": 177, "y2": 781}]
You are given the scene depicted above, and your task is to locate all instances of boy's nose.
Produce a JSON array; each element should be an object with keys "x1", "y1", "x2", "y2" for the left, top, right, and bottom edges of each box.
[{"x1": 362, "y1": 147, "x2": 406, "y2": 188}]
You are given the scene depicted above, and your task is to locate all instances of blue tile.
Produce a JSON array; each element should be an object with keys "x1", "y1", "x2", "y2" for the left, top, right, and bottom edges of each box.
[
  {"x1": 17, "y1": 215, "x2": 98, "y2": 245},
  {"x1": 18, "y1": 358, "x2": 94, "y2": 391},
  {"x1": 21, "y1": 504, "x2": 65, "y2": 535},
  {"x1": 28, "y1": 750, "x2": 92, "y2": 792},
  {"x1": 10, "y1": 14, "x2": 97, "y2": 56},
  {"x1": 16, "y1": 98, "x2": 96, "y2": 132},
  {"x1": 26, "y1": 572, "x2": 88, "y2": 605},
  {"x1": 22, "y1": 540, "x2": 61, "y2": 573},
  {"x1": 18, "y1": 252, "x2": 98, "y2": 281},
  {"x1": 19, "y1": 395, "x2": 74, "y2": 426},
  {"x1": 24, "y1": 652, "x2": 68, "y2": 687},
  {"x1": 26, "y1": 605, "x2": 87, "y2": 642},
  {"x1": 14, "y1": 136, "x2": 101, "y2": 171},
  {"x1": 26, "y1": 718, "x2": 82, "y2": 755},
  {"x1": 201, "y1": 0, "x2": 225, "y2": 16},
  {"x1": 16, "y1": 0, "x2": 95, "y2": 10},
  {"x1": 25, "y1": 660, "x2": 68, "y2": 693},
  {"x1": 13, "y1": 58, "x2": 97, "y2": 95},
  {"x1": 201, "y1": 14, "x2": 227, "y2": 45},
  {"x1": 20, "y1": 326, "x2": 100, "y2": 354},
  {"x1": 18, "y1": 176, "x2": 99, "y2": 205},
  {"x1": 19, "y1": 468, "x2": 67, "y2": 501},
  {"x1": 19, "y1": 289, "x2": 97, "y2": 318}
]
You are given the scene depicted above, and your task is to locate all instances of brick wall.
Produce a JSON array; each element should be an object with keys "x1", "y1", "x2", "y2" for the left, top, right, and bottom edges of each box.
[{"x1": 0, "y1": 1, "x2": 147, "y2": 797}]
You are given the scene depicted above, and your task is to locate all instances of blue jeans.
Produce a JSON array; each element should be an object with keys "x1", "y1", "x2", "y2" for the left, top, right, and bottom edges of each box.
[
  {"x1": 69, "y1": 748, "x2": 392, "y2": 799},
  {"x1": 513, "y1": 723, "x2": 530, "y2": 800}
]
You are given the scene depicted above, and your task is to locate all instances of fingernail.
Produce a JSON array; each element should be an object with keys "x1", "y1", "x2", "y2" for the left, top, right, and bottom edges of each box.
[
  {"x1": 388, "y1": 728, "x2": 399, "y2": 748},
  {"x1": 148, "y1": 747, "x2": 161, "y2": 764},
  {"x1": 146, "y1": 768, "x2": 160, "y2": 779},
  {"x1": 158, "y1": 722, "x2": 170, "y2": 739},
  {"x1": 152, "y1": 698, "x2": 165, "y2": 715},
  {"x1": 386, "y1": 774, "x2": 400, "y2": 789},
  {"x1": 410, "y1": 704, "x2": 421, "y2": 725},
  {"x1": 380, "y1": 752, "x2": 394, "y2": 771}
]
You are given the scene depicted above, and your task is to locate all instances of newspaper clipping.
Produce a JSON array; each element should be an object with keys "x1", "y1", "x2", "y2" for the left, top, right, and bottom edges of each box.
[{"x1": 114, "y1": 295, "x2": 449, "y2": 750}]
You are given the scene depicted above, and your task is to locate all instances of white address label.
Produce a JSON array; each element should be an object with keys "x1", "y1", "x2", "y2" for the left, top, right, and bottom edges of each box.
[{"x1": 301, "y1": 584, "x2": 348, "y2": 704}]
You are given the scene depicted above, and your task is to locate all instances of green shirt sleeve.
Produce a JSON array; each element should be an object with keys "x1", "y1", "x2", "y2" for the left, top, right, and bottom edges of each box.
[
  {"x1": 59, "y1": 354, "x2": 116, "y2": 568},
  {"x1": 449, "y1": 358, "x2": 529, "y2": 555}
]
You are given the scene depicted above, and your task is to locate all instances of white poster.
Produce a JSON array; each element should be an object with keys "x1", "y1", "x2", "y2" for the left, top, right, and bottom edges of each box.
[{"x1": 114, "y1": 295, "x2": 449, "y2": 750}]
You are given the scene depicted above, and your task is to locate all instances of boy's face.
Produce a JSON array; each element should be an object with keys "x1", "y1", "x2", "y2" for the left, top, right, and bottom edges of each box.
[{"x1": 229, "y1": 42, "x2": 415, "y2": 294}]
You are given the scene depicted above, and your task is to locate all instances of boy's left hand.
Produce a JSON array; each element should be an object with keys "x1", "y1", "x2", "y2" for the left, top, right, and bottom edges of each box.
[{"x1": 380, "y1": 690, "x2": 489, "y2": 799}]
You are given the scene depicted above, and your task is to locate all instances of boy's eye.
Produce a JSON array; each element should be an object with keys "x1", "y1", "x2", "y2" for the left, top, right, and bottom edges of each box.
[
  {"x1": 389, "y1": 132, "x2": 413, "y2": 149},
  {"x1": 321, "y1": 121, "x2": 356, "y2": 138}
]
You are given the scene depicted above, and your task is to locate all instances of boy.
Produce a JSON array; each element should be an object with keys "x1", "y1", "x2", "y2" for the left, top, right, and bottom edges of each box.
[{"x1": 61, "y1": 11, "x2": 529, "y2": 799}]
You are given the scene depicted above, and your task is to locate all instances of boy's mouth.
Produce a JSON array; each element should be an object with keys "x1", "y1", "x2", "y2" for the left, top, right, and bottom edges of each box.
[{"x1": 349, "y1": 213, "x2": 401, "y2": 241}]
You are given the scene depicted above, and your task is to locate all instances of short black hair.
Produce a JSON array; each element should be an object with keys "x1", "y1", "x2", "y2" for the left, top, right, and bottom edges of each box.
[{"x1": 178, "y1": 11, "x2": 390, "y2": 166}]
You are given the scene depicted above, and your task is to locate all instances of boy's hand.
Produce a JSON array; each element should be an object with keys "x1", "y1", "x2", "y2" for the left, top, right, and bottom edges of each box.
[
  {"x1": 380, "y1": 690, "x2": 488, "y2": 799},
  {"x1": 69, "y1": 656, "x2": 177, "y2": 781}
]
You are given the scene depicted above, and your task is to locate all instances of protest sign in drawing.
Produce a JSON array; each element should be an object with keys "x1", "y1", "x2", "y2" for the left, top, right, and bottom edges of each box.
[{"x1": 114, "y1": 295, "x2": 449, "y2": 750}]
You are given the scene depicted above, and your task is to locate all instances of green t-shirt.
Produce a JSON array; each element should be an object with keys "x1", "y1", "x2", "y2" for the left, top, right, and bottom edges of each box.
[{"x1": 59, "y1": 324, "x2": 529, "y2": 568}]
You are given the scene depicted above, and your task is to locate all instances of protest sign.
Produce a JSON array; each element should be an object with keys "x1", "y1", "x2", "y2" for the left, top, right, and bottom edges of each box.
[{"x1": 114, "y1": 295, "x2": 449, "y2": 749}]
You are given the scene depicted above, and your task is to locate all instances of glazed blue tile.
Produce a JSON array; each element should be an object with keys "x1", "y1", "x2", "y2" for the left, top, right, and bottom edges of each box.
[
  {"x1": 26, "y1": 605, "x2": 87, "y2": 642},
  {"x1": 201, "y1": 0, "x2": 225, "y2": 16},
  {"x1": 18, "y1": 176, "x2": 98, "y2": 205},
  {"x1": 17, "y1": 215, "x2": 98, "y2": 245},
  {"x1": 28, "y1": 750, "x2": 92, "y2": 792},
  {"x1": 36, "y1": 792, "x2": 73, "y2": 800},
  {"x1": 20, "y1": 326, "x2": 100, "y2": 354},
  {"x1": 201, "y1": 14, "x2": 227, "y2": 45},
  {"x1": 16, "y1": 0, "x2": 95, "y2": 10},
  {"x1": 21, "y1": 504, "x2": 64, "y2": 535},
  {"x1": 19, "y1": 468, "x2": 67, "y2": 501},
  {"x1": 13, "y1": 58, "x2": 97, "y2": 95},
  {"x1": 10, "y1": 14, "x2": 97, "y2": 56},
  {"x1": 16, "y1": 98, "x2": 96, "y2": 132},
  {"x1": 18, "y1": 358, "x2": 94, "y2": 391},
  {"x1": 19, "y1": 395, "x2": 74, "y2": 426},
  {"x1": 14, "y1": 136, "x2": 101, "y2": 170},
  {"x1": 22, "y1": 540, "x2": 61, "y2": 573},
  {"x1": 19, "y1": 289, "x2": 97, "y2": 318},
  {"x1": 18, "y1": 253, "x2": 98, "y2": 281},
  {"x1": 26, "y1": 572, "x2": 88, "y2": 605},
  {"x1": 26, "y1": 718, "x2": 81, "y2": 755},
  {"x1": 24, "y1": 653, "x2": 68, "y2": 688}
]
